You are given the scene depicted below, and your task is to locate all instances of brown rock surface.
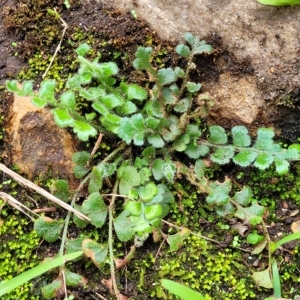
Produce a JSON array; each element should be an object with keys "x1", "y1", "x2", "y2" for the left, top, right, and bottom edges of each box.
[{"x1": 6, "y1": 93, "x2": 77, "y2": 182}]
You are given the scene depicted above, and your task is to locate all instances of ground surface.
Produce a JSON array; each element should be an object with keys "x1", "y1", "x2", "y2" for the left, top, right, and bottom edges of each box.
[{"x1": 0, "y1": 1, "x2": 300, "y2": 300}]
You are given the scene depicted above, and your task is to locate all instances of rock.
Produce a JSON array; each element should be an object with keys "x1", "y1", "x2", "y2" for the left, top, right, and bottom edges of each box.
[
  {"x1": 6, "y1": 93, "x2": 77, "y2": 184},
  {"x1": 108, "y1": 0, "x2": 300, "y2": 125},
  {"x1": 209, "y1": 73, "x2": 262, "y2": 124}
]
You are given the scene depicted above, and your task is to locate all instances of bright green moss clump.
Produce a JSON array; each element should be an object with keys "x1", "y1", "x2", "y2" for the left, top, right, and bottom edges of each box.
[
  {"x1": 150, "y1": 235, "x2": 256, "y2": 300},
  {"x1": 0, "y1": 207, "x2": 40, "y2": 300}
]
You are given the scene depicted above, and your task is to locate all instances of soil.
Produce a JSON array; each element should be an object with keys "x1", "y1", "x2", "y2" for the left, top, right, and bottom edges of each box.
[{"x1": 1, "y1": 1, "x2": 300, "y2": 300}]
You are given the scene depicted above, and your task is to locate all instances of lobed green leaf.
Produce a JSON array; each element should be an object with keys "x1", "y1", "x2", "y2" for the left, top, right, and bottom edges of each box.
[
  {"x1": 34, "y1": 216, "x2": 63, "y2": 242},
  {"x1": 186, "y1": 81, "x2": 201, "y2": 93},
  {"x1": 75, "y1": 43, "x2": 91, "y2": 56},
  {"x1": 254, "y1": 128, "x2": 275, "y2": 150},
  {"x1": 82, "y1": 239, "x2": 108, "y2": 268},
  {"x1": 210, "y1": 146, "x2": 235, "y2": 164},
  {"x1": 193, "y1": 43, "x2": 213, "y2": 55},
  {"x1": 167, "y1": 228, "x2": 191, "y2": 252},
  {"x1": 231, "y1": 126, "x2": 251, "y2": 147},
  {"x1": 127, "y1": 84, "x2": 148, "y2": 100},
  {"x1": 73, "y1": 120, "x2": 97, "y2": 141},
  {"x1": 52, "y1": 108, "x2": 74, "y2": 128},
  {"x1": 183, "y1": 32, "x2": 196, "y2": 46},
  {"x1": 175, "y1": 44, "x2": 191, "y2": 58},
  {"x1": 216, "y1": 202, "x2": 235, "y2": 217},
  {"x1": 174, "y1": 97, "x2": 191, "y2": 112},
  {"x1": 102, "y1": 93, "x2": 124, "y2": 109},
  {"x1": 274, "y1": 158, "x2": 289, "y2": 175},
  {"x1": 116, "y1": 101, "x2": 137, "y2": 115},
  {"x1": 138, "y1": 182, "x2": 158, "y2": 201},
  {"x1": 114, "y1": 210, "x2": 135, "y2": 242},
  {"x1": 72, "y1": 151, "x2": 90, "y2": 166},
  {"x1": 145, "y1": 204, "x2": 163, "y2": 221},
  {"x1": 157, "y1": 68, "x2": 177, "y2": 86},
  {"x1": 60, "y1": 90, "x2": 76, "y2": 111},
  {"x1": 174, "y1": 67, "x2": 185, "y2": 78},
  {"x1": 185, "y1": 143, "x2": 205, "y2": 159},
  {"x1": 64, "y1": 269, "x2": 86, "y2": 287},
  {"x1": 37, "y1": 80, "x2": 56, "y2": 105},
  {"x1": 233, "y1": 149, "x2": 257, "y2": 167},
  {"x1": 209, "y1": 125, "x2": 227, "y2": 144},
  {"x1": 118, "y1": 165, "x2": 140, "y2": 195},
  {"x1": 206, "y1": 180, "x2": 232, "y2": 206},
  {"x1": 147, "y1": 134, "x2": 165, "y2": 148},
  {"x1": 254, "y1": 152, "x2": 274, "y2": 170},
  {"x1": 233, "y1": 186, "x2": 253, "y2": 206},
  {"x1": 82, "y1": 193, "x2": 108, "y2": 228},
  {"x1": 133, "y1": 47, "x2": 153, "y2": 70},
  {"x1": 6, "y1": 80, "x2": 19, "y2": 92},
  {"x1": 235, "y1": 203, "x2": 265, "y2": 225}
]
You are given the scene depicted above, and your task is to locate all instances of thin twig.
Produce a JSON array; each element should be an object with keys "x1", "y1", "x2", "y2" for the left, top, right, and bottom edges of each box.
[
  {"x1": 90, "y1": 132, "x2": 104, "y2": 161},
  {"x1": 94, "y1": 292, "x2": 109, "y2": 300},
  {"x1": 102, "y1": 193, "x2": 134, "y2": 200},
  {"x1": 42, "y1": 9, "x2": 68, "y2": 79},
  {"x1": 0, "y1": 163, "x2": 89, "y2": 221},
  {"x1": 61, "y1": 269, "x2": 68, "y2": 299},
  {"x1": 154, "y1": 235, "x2": 167, "y2": 262},
  {"x1": 32, "y1": 207, "x2": 57, "y2": 213},
  {"x1": 0, "y1": 192, "x2": 39, "y2": 221},
  {"x1": 162, "y1": 219, "x2": 252, "y2": 253}
]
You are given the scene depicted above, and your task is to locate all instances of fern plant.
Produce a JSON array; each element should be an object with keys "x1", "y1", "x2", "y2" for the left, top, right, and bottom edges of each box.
[{"x1": 5, "y1": 32, "x2": 300, "y2": 299}]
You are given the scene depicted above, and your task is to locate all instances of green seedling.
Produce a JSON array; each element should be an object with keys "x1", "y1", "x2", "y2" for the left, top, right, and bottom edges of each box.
[
  {"x1": 0, "y1": 251, "x2": 83, "y2": 296},
  {"x1": 161, "y1": 279, "x2": 206, "y2": 300},
  {"x1": 257, "y1": 0, "x2": 300, "y2": 5}
]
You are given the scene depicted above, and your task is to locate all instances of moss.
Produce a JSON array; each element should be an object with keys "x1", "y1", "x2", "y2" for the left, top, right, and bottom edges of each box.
[
  {"x1": 240, "y1": 163, "x2": 300, "y2": 218},
  {"x1": 0, "y1": 205, "x2": 40, "y2": 300},
  {"x1": 277, "y1": 246, "x2": 300, "y2": 299},
  {"x1": 129, "y1": 235, "x2": 257, "y2": 300}
]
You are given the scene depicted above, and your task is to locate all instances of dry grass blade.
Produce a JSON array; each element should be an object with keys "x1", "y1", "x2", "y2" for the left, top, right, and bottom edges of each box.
[
  {"x1": 0, "y1": 163, "x2": 90, "y2": 221},
  {"x1": 0, "y1": 192, "x2": 38, "y2": 220}
]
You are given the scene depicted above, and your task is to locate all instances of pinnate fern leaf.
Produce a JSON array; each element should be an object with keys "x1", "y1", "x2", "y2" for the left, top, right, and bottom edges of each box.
[{"x1": 206, "y1": 179, "x2": 231, "y2": 206}]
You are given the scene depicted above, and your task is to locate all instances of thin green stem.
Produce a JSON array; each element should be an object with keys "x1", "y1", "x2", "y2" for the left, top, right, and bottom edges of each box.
[
  {"x1": 108, "y1": 179, "x2": 121, "y2": 299},
  {"x1": 162, "y1": 220, "x2": 252, "y2": 253},
  {"x1": 59, "y1": 174, "x2": 91, "y2": 256},
  {"x1": 59, "y1": 142, "x2": 127, "y2": 256},
  {"x1": 178, "y1": 54, "x2": 194, "y2": 99},
  {"x1": 101, "y1": 142, "x2": 126, "y2": 164},
  {"x1": 261, "y1": 220, "x2": 273, "y2": 281}
]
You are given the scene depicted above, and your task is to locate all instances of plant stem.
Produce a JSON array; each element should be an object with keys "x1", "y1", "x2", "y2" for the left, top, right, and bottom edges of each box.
[
  {"x1": 43, "y1": 9, "x2": 68, "y2": 79},
  {"x1": 178, "y1": 54, "x2": 194, "y2": 99},
  {"x1": 261, "y1": 220, "x2": 273, "y2": 281},
  {"x1": 59, "y1": 141, "x2": 127, "y2": 257},
  {"x1": 108, "y1": 179, "x2": 121, "y2": 299},
  {"x1": 101, "y1": 142, "x2": 126, "y2": 164},
  {"x1": 59, "y1": 174, "x2": 91, "y2": 256},
  {"x1": 162, "y1": 220, "x2": 252, "y2": 253},
  {"x1": 89, "y1": 132, "x2": 104, "y2": 162}
]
